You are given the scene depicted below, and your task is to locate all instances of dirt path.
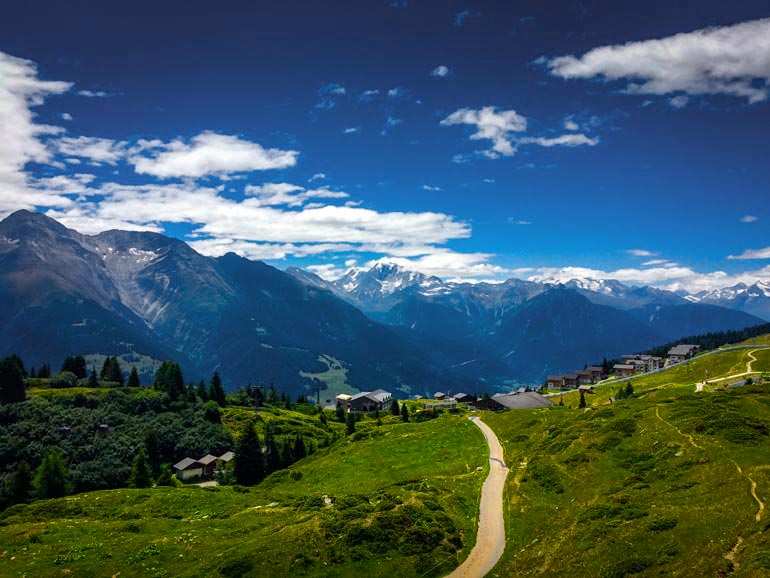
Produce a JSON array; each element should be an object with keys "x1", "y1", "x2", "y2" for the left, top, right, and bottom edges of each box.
[
  {"x1": 655, "y1": 406, "x2": 702, "y2": 449},
  {"x1": 695, "y1": 348, "x2": 764, "y2": 391},
  {"x1": 446, "y1": 417, "x2": 509, "y2": 578},
  {"x1": 749, "y1": 475, "x2": 765, "y2": 522}
]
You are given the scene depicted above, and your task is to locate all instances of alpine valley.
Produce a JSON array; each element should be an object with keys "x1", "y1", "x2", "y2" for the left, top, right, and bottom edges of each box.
[{"x1": 1, "y1": 210, "x2": 766, "y2": 397}]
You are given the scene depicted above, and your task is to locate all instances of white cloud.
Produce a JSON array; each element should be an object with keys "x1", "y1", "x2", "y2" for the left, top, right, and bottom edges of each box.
[
  {"x1": 60, "y1": 112, "x2": 73, "y2": 121},
  {"x1": 547, "y1": 17, "x2": 770, "y2": 104},
  {"x1": 244, "y1": 182, "x2": 349, "y2": 207},
  {"x1": 520, "y1": 134, "x2": 599, "y2": 147},
  {"x1": 627, "y1": 248, "x2": 657, "y2": 257},
  {"x1": 728, "y1": 247, "x2": 770, "y2": 260},
  {"x1": 440, "y1": 107, "x2": 526, "y2": 156},
  {"x1": 309, "y1": 173, "x2": 326, "y2": 182},
  {"x1": 642, "y1": 259, "x2": 676, "y2": 267},
  {"x1": 668, "y1": 95, "x2": 689, "y2": 109},
  {"x1": 431, "y1": 65, "x2": 451, "y2": 77},
  {"x1": 359, "y1": 90, "x2": 380, "y2": 102},
  {"x1": 387, "y1": 87, "x2": 408, "y2": 98},
  {"x1": 0, "y1": 51, "x2": 72, "y2": 215},
  {"x1": 508, "y1": 218, "x2": 531, "y2": 225},
  {"x1": 319, "y1": 83, "x2": 346, "y2": 96},
  {"x1": 52, "y1": 136, "x2": 127, "y2": 165},
  {"x1": 564, "y1": 117, "x2": 580, "y2": 131},
  {"x1": 740, "y1": 215, "x2": 758, "y2": 223},
  {"x1": 131, "y1": 131, "x2": 298, "y2": 178},
  {"x1": 77, "y1": 90, "x2": 111, "y2": 98},
  {"x1": 343, "y1": 127, "x2": 361, "y2": 134},
  {"x1": 364, "y1": 249, "x2": 509, "y2": 281},
  {"x1": 381, "y1": 116, "x2": 402, "y2": 136},
  {"x1": 423, "y1": 184, "x2": 442, "y2": 191},
  {"x1": 440, "y1": 106, "x2": 597, "y2": 157}
]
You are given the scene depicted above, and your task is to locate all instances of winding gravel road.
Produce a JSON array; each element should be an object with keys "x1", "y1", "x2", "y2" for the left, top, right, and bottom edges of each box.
[{"x1": 446, "y1": 416, "x2": 509, "y2": 578}]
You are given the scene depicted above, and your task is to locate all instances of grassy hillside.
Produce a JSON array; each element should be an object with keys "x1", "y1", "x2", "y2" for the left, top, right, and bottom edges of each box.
[
  {"x1": 485, "y1": 383, "x2": 770, "y2": 577},
  {"x1": 0, "y1": 413, "x2": 487, "y2": 578}
]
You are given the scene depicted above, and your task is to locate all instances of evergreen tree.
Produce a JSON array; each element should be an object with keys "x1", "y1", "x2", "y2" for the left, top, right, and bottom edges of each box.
[
  {"x1": 624, "y1": 382, "x2": 635, "y2": 398},
  {"x1": 38, "y1": 363, "x2": 51, "y2": 379},
  {"x1": 153, "y1": 361, "x2": 185, "y2": 400},
  {"x1": 155, "y1": 466, "x2": 175, "y2": 487},
  {"x1": 267, "y1": 384, "x2": 278, "y2": 404},
  {"x1": 128, "y1": 448, "x2": 152, "y2": 488},
  {"x1": 558, "y1": 396, "x2": 564, "y2": 407},
  {"x1": 208, "y1": 371, "x2": 226, "y2": 407},
  {"x1": 13, "y1": 460, "x2": 33, "y2": 502},
  {"x1": 401, "y1": 404, "x2": 410, "y2": 422},
  {"x1": 346, "y1": 412, "x2": 356, "y2": 435},
  {"x1": 293, "y1": 435, "x2": 307, "y2": 461},
  {"x1": 33, "y1": 450, "x2": 72, "y2": 499},
  {"x1": 29, "y1": 367, "x2": 36, "y2": 379},
  {"x1": 61, "y1": 355, "x2": 87, "y2": 379},
  {"x1": 481, "y1": 392, "x2": 490, "y2": 401},
  {"x1": 8, "y1": 354, "x2": 27, "y2": 377},
  {"x1": 319, "y1": 410, "x2": 328, "y2": 426},
  {"x1": 100, "y1": 357, "x2": 124, "y2": 385},
  {"x1": 88, "y1": 366, "x2": 99, "y2": 388},
  {"x1": 335, "y1": 401, "x2": 346, "y2": 423},
  {"x1": 390, "y1": 398, "x2": 400, "y2": 416},
  {"x1": 0, "y1": 356, "x2": 26, "y2": 404},
  {"x1": 144, "y1": 429, "x2": 161, "y2": 477},
  {"x1": 280, "y1": 437, "x2": 293, "y2": 468},
  {"x1": 602, "y1": 357, "x2": 610, "y2": 375},
  {"x1": 127, "y1": 366, "x2": 141, "y2": 388},
  {"x1": 264, "y1": 428, "x2": 281, "y2": 473},
  {"x1": 578, "y1": 391, "x2": 587, "y2": 409},
  {"x1": 186, "y1": 383, "x2": 197, "y2": 403},
  {"x1": 196, "y1": 379, "x2": 208, "y2": 401},
  {"x1": 234, "y1": 422, "x2": 265, "y2": 485}
]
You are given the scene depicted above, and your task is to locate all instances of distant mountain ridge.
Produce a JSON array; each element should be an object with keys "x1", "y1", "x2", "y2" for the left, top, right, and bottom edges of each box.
[{"x1": 1, "y1": 210, "x2": 766, "y2": 392}]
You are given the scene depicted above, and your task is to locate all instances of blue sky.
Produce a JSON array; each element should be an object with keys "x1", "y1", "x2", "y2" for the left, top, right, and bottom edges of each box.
[{"x1": 1, "y1": 0, "x2": 769, "y2": 291}]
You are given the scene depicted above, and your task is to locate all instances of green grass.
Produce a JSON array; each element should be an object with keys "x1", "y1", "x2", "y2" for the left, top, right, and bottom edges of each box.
[
  {"x1": 299, "y1": 354, "x2": 359, "y2": 403},
  {"x1": 485, "y1": 383, "x2": 770, "y2": 578},
  {"x1": 0, "y1": 414, "x2": 487, "y2": 578}
]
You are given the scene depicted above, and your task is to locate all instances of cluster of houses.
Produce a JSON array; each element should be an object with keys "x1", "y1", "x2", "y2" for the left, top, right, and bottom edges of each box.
[
  {"x1": 545, "y1": 367, "x2": 605, "y2": 391},
  {"x1": 335, "y1": 388, "x2": 552, "y2": 413},
  {"x1": 545, "y1": 343, "x2": 703, "y2": 390},
  {"x1": 614, "y1": 344, "x2": 701, "y2": 378},
  {"x1": 173, "y1": 451, "x2": 234, "y2": 481},
  {"x1": 335, "y1": 389, "x2": 393, "y2": 412}
]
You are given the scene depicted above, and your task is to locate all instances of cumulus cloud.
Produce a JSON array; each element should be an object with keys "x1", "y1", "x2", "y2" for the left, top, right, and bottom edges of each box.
[
  {"x1": 0, "y1": 51, "x2": 72, "y2": 214},
  {"x1": 318, "y1": 83, "x2": 346, "y2": 96},
  {"x1": 728, "y1": 247, "x2": 770, "y2": 260},
  {"x1": 52, "y1": 136, "x2": 127, "y2": 165},
  {"x1": 441, "y1": 107, "x2": 526, "y2": 156},
  {"x1": 364, "y1": 250, "x2": 509, "y2": 281},
  {"x1": 740, "y1": 215, "x2": 758, "y2": 223},
  {"x1": 546, "y1": 17, "x2": 770, "y2": 104},
  {"x1": 668, "y1": 95, "x2": 689, "y2": 109},
  {"x1": 431, "y1": 65, "x2": 451, "y2": 77},
  {"x1": 77, "y1": 90, "x2": 111, "y2": 98},
  {"x1": 386, "y1": 87, "x2": 409, "y2": 99},
  {"x1": 564, "y1": 117, "x2": 580, "y2": 131},
  {"x1": 440, "y1": 106, "x2": 597, "y2": 157},
  {"x1": 308, "y1": 173, "x2": 326, "y2": 182},
  {"x1": 131, "y1": 132, "x2": 298, "y2": 178},
  {"x1": 343, "y1": 127, "x2": 361, "y2": 134},
  {"x1": 358, "y1": 89, "x2": 380, "y2": 102},
  {"x1": 244, "y1": 182, "x2": 349, "y2": 207},
  {"x1": 423, "y1": 184, "x2": 442, "y2": 191}
]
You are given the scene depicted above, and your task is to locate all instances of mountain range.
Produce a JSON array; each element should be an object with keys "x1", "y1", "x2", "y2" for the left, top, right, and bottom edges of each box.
[{"x1": 1, "y1": 210, "x2": 766, "y2": 396}]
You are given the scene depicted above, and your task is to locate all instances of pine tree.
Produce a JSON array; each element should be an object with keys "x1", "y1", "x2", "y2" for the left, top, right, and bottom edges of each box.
[
  {"x1": 100, "y1": 357, "x2": 124, "y2": 384},
  {"x1": 128, "y1": 448, "x2": 152, "y2": 488},
  {"x1": 390, "y1": 398, "x2": 400, "y2": 416},
  {"x1": 38, "y1": 363, "x2": 51, "y2": 379},
  {"x1": 208, "y1": 372, "x2": 226, "y2": 407},
  {"x1": 154, "y1": 361, "x2": 185, "y2": 400},
  {"x1": 13, "y1": 460, "x2": 33, "y2": 502},
  {"x1": 8, "y1": 354, "x2": 27, "y2": 377},
  {"x1": 264, "y1": 428, "x2": 281, "y2": 473},
  {"x1": 578, "y1": 391, "x2": 587, "y2": 409},
  {"x1": 127, "y1": 366, "x2": 141, "y2": 388},
  {"x1": 0, "y1": 356, "x2": 26, "y2": 404},
  {"x1": 196, "y1": 379, "x2": 208, "y2": 401},
  {"x1": 624, "y1": 382, "x2": 635, "y2": 398},
  {"x1": 88, "y1": 366, "x2": 99, "y2": 388},
  {"x1": 293, "y1": 435, "x2": 307, "y2": 461},
  {"x1": 234, "y1": 422, "x2": 265, "y2": 485},
  {"x1": 61, "y1": 356, "x2": 87, "y2": 379},
  {"x1": 401, "y1": 404, "x2": 410, "y2": 422},
  {"x1": 144, "y1": 429, "x2": 161, "y2": 477},
  {"x1": 33, "y1": 450, "x2": 72, "y2": 499},
  {"x1": 346, "y1": 412, "x2": 356, "y2": 435},
  {"x1": 267, "y1": 384, "x2": 278, "y2": 404},
  {"x1": 335, "y1": 401, "x2": 346, "y2": 423}
]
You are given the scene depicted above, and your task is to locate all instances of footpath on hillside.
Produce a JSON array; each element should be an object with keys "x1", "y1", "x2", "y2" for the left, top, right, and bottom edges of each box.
[{"x1": 445, "y1": 417, "x2": 509, "y2": 578}]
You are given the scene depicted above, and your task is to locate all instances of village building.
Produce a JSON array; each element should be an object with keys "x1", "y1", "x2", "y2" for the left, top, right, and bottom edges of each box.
[
  {"x1": 545, "y1": 375, "x2": 564, "y2": 389},
  {"x1": 613, "y1": 364, "x2": 636, "y2": 378},
  {"x1": 578, "y1": 384, "x2": 594, "y2": 394},
  {"x1": 621, "y1": 354, "x2": 664, "y2": 372},
  {"x1": 348, "y1": 389, "x2": 393, "y2": 412},
  {"x1": 453, "y1": 392, "x2": 476, "y2": 403},
  {"x1": 217, "y1": 451, "x2": 234, "y2": 469},
  {"x1": 586, "y1": 366, "x2": 606, "y2": 381},
  {"x1": 198, "y1": 454, "x2": 219, "y2": 477},
  {"x1": 667, "y1": 344, "x2": 701, "y2": 364},
  {"x1": 173, "y1": 457, "x2": 204, "y2": 481},
  {"x1": 574, "y1": 370, "x2": 594, "y2": 385},
  {"x1": 335, "y1": 393, "x2": 353, "y2": 410},
  {"x1": 434, "y1": 391, "x2": 447, "y2": 400},
  {"x1": 469, "y1": 391, "x2": 553, "y2": 411},
  {"x1": 562, "y1": 374, "x2": 579, "y2": 388}
]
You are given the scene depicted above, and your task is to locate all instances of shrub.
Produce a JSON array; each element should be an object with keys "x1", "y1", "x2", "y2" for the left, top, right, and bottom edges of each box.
[{"x1": 647, "y1": 516, "x2": 678, "y2": 532}]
